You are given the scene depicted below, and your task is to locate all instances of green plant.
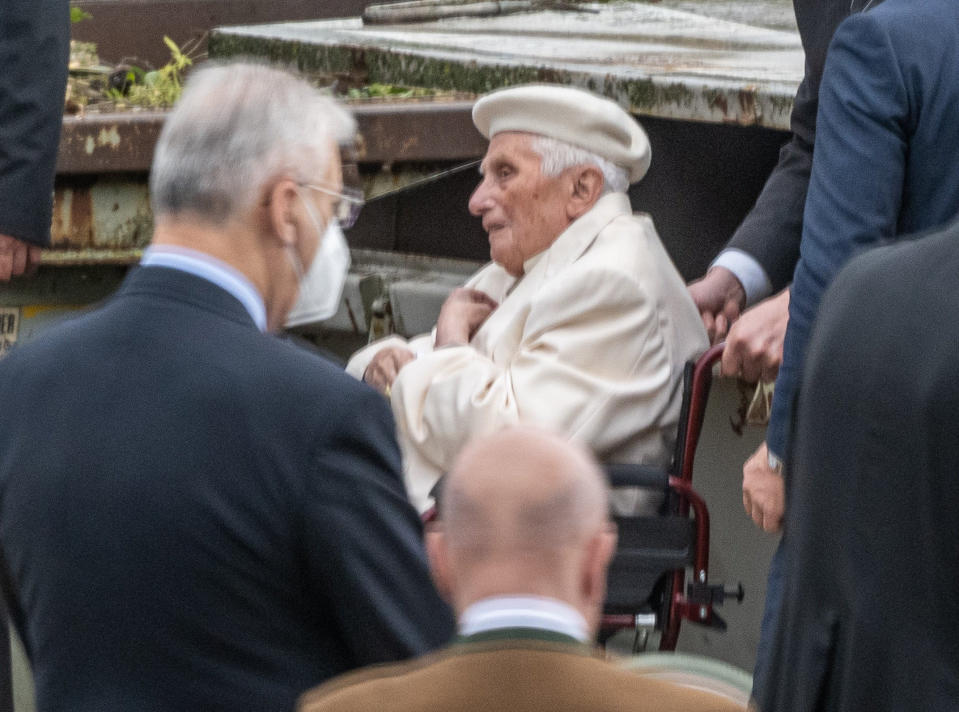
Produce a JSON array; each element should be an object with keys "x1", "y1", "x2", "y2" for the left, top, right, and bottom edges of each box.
[
  {"x1": 109, "y1": 36, "x2": 195, "y2": 108},
  {"x1": 346, "y1": 83, "x2": 435, "y2": 99},
  {"x1": 70, "y1": 7, "x2": 92, "y2": 23}
]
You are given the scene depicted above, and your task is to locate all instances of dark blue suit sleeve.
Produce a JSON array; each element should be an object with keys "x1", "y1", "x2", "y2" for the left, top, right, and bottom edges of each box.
[
  {"x1": 0, "y1": 0, "x2": 69, "y2": 246},
  {"x1": 724, "y1": 69, "x2": 813, "y2": 293},
  {"x1": 303, "y1": 385, "x2": 454, "y2": 666},
  {"x1": 724, "y1": 0, "x2": 855, "y2": 293},
  {"x1": 767, "y1": 12, "x2": 909, "y2": 458}
]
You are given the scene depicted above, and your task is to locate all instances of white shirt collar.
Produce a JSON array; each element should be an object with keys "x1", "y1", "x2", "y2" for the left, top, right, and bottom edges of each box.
[
  {"x1": 140, "y1": 245, "x2": 267, "y2": 332},
  {"x1": 458, "y1": 595, "x2": 590, "y2": 642}
]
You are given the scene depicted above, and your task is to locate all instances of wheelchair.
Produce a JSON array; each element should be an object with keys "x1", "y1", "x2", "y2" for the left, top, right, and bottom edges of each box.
[
  {"x1": 602, "y1": 342, "x2": 743, "y2": 651},
  {"x1": 425, "y1": 342, "x2": 742, "y2": 652}
]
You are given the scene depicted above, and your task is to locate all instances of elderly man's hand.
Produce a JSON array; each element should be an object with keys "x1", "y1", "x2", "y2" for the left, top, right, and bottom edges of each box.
[
  {"x1": 721, "y1": 288, "x2": 790, "y2": 383},
  {"x1": 742, "y1": 442, "x2": 784, "y2": 533},
  {"x1": 688, "y1": 266, "x2": 746, "y2": 343},
  {"x1": 363, "y1": 346, "x2": 415, "y2": 395},
  {"x1": 0, "y1": 234, "x2": 42, "y2": 282},
  {"x1": 434, "y1": 288, "x2": 498, "y2": 348}
]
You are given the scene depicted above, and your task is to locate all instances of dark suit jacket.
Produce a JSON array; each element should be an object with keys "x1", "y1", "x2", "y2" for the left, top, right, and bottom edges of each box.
[
  {"x1": 0, "y1": 0, "x2": 69, "y2": 246},
  {"x1": 760, "y1": 223, "x2": 959, "y2": 711},
  {"x1": 0, "y1": 266, "x2": 455, "y2": 712},
  {"x1": 725, "y1": 0, "x2": 872, "y2": 292},
  {"x1": 767, "y1": 0, "x2": 959, "y2": 457},
  {"x1": 299, "y1": 629, "x2": 745, "y2": 712}
]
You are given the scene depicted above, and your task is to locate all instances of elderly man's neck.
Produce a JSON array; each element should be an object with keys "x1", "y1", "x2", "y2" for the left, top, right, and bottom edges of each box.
[
  {"x1": 151, "y1": 214, "x2": 290, "y2": 330},
  {"x1": 152, "y1": 216, "x2": 269, "y2": 297},
  {"x1": 451, "y1": 557, "x2": 590, "y2": 625}
]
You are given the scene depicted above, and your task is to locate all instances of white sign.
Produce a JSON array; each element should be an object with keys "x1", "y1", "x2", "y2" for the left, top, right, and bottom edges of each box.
[{"x1": 0, "y1": 308, "x2": 19, "y2": 358}]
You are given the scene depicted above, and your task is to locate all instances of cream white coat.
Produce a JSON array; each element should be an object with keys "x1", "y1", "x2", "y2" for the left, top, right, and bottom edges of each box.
[{"x1": 347, "y1": 193, "x2": 708, "y2": 512}]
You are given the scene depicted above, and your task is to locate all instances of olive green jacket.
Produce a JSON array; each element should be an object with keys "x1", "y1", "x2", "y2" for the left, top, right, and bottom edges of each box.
[{"x1": 298, "y1": 629, "x2": 744, "y2": 712}]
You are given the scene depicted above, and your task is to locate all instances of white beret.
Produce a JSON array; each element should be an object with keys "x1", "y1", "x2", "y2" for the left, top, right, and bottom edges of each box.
[{"x1": 472, "y1": 84, "x2": 651, "y2": 183}]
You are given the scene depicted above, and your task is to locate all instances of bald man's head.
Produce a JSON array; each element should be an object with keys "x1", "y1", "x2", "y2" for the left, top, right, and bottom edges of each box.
[
  {"x1": 428, "y1": 426, "x2": 616, "y2": 632},
  {"x1": 442, "y1": 426, "x2": 608, "y2": 555}
]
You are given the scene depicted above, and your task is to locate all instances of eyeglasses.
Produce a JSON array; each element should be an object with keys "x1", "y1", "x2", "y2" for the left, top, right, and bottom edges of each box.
[{"x1": 301, "y1": 184, "x2": 365, "y2": 229}]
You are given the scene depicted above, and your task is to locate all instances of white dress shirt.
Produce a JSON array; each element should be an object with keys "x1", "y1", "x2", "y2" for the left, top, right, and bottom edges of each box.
[
  {"x1": 710, "y1": 248, "x2": 774, "y2": 308},
  {"x1": 459, "y1": 595, "x2": 590, "y2": 643}
]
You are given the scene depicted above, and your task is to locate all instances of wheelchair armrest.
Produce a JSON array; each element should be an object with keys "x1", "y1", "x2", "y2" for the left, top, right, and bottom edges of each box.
[{"x1": 605, "y1": 463, "x2": 669, "y2": 490}]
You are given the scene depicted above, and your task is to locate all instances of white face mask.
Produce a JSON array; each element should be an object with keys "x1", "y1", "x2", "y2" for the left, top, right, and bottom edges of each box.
[{"x1": 284, "y1": 192, "x2": 351, "y2": 328}]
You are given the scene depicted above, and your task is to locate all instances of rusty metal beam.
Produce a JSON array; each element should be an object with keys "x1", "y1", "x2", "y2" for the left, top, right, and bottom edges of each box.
[
  {"x1": 352, "y1": 101, "x2": 485, "y2": 163},
  {"x1": 57, "y1": 111, "x2": 165, "y2": 174},
  {"x1": 56, "y1": 100, "x2": 484, "y2": 174},
  {"x1": 51, "y1": 176, "x2": 153, "y2": 251}
]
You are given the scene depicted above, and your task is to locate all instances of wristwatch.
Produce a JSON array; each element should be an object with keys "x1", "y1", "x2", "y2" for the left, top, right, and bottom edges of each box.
[{"x1": 767, "y1": 450, "x2": 784, "y2": 474}]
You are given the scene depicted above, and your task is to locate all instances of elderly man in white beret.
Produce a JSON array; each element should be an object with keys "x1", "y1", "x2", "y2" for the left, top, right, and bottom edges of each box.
[{"x1": 347, "y1": 84, "x2": 708, "y2": 512}]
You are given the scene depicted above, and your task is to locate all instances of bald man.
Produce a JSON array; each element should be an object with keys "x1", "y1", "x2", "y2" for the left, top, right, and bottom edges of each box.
[{"x1": 298, "y1": 427, "x2": 744, "y2": 712}]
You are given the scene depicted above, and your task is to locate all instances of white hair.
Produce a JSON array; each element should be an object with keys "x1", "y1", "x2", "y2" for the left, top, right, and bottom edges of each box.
[
  {"x1": 530, "y1": 135, "x2": 629, "y2": 194},
  {"x1": 150, "y1": 62, "x2": 356, "y2": 223}
]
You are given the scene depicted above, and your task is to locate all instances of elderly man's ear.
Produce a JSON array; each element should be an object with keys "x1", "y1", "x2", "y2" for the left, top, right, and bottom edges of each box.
[
  {"x1": 265, "y1": 178, "x2": 304, "y2": 248},
  {"x1": 425, "y1": 525, "x2": 454, "y2": 603},
  {"x1": 566, "y1": 165, "x2": 605, "y2": 221},
  {"x1": 581, "y1": 524, "x2": 617, "y2": 611}
]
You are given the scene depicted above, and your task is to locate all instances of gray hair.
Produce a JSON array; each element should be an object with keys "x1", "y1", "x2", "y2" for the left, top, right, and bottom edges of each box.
[
  {"x1": 150, "y1": 62, "x2": 356, "y2": 223},
  {"x1": 530, "y1": 135, "x2": 630, "y2": 194}
]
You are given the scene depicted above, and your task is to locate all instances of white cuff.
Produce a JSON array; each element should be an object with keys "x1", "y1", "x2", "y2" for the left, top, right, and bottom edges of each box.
[{"x1": 711, "y1": 249, "x2": 773, "y2": 307}]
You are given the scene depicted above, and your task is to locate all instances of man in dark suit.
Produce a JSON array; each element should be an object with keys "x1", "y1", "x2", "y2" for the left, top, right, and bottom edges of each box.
[
  {"x1": 298, "y1": 426, "x2": 745, "y2": 712},
  {"x1": 0, "y1": 0, "x2": 69, "y2": 281},
  {"x1": 0, "y1": 62, "x2": 454, "y2": 712},
  {"x1": 687, "y1": 0, "x2": 884, "y2": 701},
  {"x1": 691, "y1": 0, "x2": 892, "y2": 532},
  {"x1": 690, "y1": 0, "x2": 862, "y2": 336},
  {"x1": 760, "y1": 223, "x2": 959, "y2": 711},
  {"x1": 768, "y1": 0, "x2": 959, "y2": 481},
  {"x1": 688, "y1": 0, "x2": 881, "y2": 630},
  {"x1": 746, "y1": 0, "x2": 959, "y2": 703},
  {"x1": 0, "y1": 2, "x2": 69, "y2": 706}
]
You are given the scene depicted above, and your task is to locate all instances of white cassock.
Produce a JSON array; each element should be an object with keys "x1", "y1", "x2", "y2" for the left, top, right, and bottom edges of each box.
[{"x1": 347, "y1": 193, "x2": 709, "y2": 512}]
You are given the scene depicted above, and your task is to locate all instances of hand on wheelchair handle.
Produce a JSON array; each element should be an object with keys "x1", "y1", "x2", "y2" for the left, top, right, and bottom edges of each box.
[
  {"x1": 742, "y1": 442, "x2": 784, "y2": 533},
  {"x1": 688, "y1": 266, "x2": 745, "y2": 344},
  {"x1": 720, "y1": 287, "x2": 790, "y2": 383}
]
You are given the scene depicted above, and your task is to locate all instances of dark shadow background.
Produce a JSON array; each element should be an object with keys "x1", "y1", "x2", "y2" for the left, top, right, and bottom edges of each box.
[{"x1": 347, "y1": 115, "x2": 789, "y2": 280}]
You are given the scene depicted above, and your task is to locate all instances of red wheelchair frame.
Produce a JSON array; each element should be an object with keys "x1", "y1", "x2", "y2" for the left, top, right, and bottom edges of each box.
[{"x1": 602, "y1": 342, "x2": 741, "y2": 650}]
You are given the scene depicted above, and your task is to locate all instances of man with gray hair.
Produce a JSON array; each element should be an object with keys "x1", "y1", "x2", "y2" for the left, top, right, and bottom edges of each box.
[
  {"x1": 347, "y1": 84, "x2": 708, "y2": 512},
  {"x1": 0, "y1": 62, "x2": 453, "y2": 712},
  {"x1": 298, "y1": 426, "x2": 743, "y2": 712}
]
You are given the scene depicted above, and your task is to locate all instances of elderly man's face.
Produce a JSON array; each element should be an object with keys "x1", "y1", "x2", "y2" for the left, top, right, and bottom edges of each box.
[{"x1": 468, "y1": 132, "x2": 572, "y2": 277}]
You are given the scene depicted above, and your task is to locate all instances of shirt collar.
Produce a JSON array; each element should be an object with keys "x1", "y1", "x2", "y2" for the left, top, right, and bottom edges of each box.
[
  {"x1": 458, "y1": 595, "x2": 590, "y2": 643},
  {"x1": 140, "y1": 245, "x2": 267, "y2": 332}
]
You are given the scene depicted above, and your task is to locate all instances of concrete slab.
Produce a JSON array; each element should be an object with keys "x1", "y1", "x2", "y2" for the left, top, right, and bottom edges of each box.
[
  {"x1": 210, "y1": 1, "x2": 804, "y2": 129},
  {"x1": 654, "y1": 0, "x2": 797, "y2": 32}
]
